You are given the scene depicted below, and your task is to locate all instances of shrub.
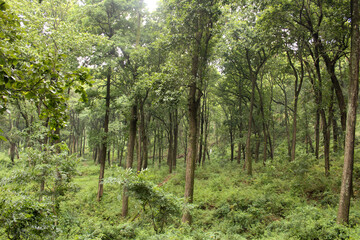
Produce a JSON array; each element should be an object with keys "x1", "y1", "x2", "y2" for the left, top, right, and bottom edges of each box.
[
  {"x1": 0, "y1": 191, "x2": 56, "y2": 240},
  {"x1": 106, "y1": 169, "x2": 183, "y2": 233}
]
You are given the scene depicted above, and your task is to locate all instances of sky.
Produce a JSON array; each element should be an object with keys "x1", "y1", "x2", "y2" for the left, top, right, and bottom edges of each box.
[{"x1": 144, "y1": 0, "x2": 159, "y2": 12}]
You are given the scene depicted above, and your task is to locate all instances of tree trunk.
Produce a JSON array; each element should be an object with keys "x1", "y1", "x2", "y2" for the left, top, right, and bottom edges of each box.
[
  {"x1": 182, "y1": 82, "x2": 199, "y2": 224},
  {"x1": 255, "y1": 134, "x2": 261, "y2": 163},
  {"x1": 122, "y1": 104, "x2": 138, "y2": 217},
  {"x1": 315, "y1": 110, "x2": 320, "y2": 159},
  {"x1": 119, "y1": 143, "x2": 125, "y2": 168},
  {"x1": 337, "y1": 0, "x2": 359, "y2": 224},
  {"x1": 321, "y1": 54, "x2": 346, "y2": 132},
  {"x1": 283, "y1": 88, "x2": 291, "y2": 159},
  {"x1": 333, "y1": 115, "x2": 339, "y2": 152},
  {"x1": 255, "y1": 79, "x2": 268, "y2": 164},
  {"x1": 167, "y1": 112, "x2": 174, "y2": 174},
  {"x1": 137, "y1": 122, "x2": 142, "y2": 172},
  {"x1": 237, "y1": 143, "x2": 242, "y2": 164},
  {"x1": 172, "y1": 109, "x2": 178, "y2": 169},
  {"x1": 140, "y1": 100, "x2": 149, "y2": 170},
  {"x1": 94, "y1": 147, "x2": 98, "y2": 163},
  {"x1": 182, "y1": 39, "x2": 201, "y2": 224},
  {"x1": 184, "y1": 124, "x2": 188, "y2": 166},
  {"x1": 10, "y1": 142, "x2": 16, "y2": 163},
  {"x1": 108, "y1": 149, "x2": 111, "y2": 167},
  {"x1": 158, "y1": 129, "x2": 162, "y2": 168},
  {"x1": 83, "y1": 128, "x2": 86, "y2": 156},
  {"x1": 287, "y1": 50, "x2": 304, "y2": 162},
  {"x1": 199, "y1": 99, "x2": 204, "y2": 165},
  {"x1": 245, "y1": 50, "x2": 256, "y2": 176},
  {"x1": 230, "y1": 127, "x2": 234, "y2": 162},
  {"x1": 321, "y1": 109, "x2": 331, "y2": 177},
  {"x1": 202, "y1": 96, "x2": 209, "y2": 166},
  {"x1": 97, "y1": 67, "x2": 111, "y2": 202},
  {"x1": 152, "y1": 129, "x2": 157, "y2": 166}
]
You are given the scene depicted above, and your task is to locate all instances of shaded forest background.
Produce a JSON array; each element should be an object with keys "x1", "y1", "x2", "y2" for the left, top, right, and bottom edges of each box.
[{"x1": 1, "y1": 0, "x2": 360, "y2": 239}]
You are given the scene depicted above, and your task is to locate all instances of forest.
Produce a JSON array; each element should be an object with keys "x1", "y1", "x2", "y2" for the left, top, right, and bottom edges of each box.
[{"x1": 1, "y1": 0, "x2": 360, "y2": 239}]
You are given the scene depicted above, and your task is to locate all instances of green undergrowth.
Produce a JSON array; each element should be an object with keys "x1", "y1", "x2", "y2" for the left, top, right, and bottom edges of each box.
[{"x1": 1, "y1": 149, "x2": 360, "y2": 239}]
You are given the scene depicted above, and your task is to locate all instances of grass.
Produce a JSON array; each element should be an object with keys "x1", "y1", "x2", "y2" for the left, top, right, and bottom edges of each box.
[{"x1": 0, "y1": 146, "x2": 360, "y2": 239}]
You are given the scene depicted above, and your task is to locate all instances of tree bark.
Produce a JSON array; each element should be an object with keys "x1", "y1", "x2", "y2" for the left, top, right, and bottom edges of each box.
[
  {"x1": 182, "y1": 31, "x2": 201, "y2": 223},
  {"x1": 287, "y1": 50, "x2": 304, "y2": 162},
  {"x1": 122, "y1": 104, "x2": 138, "y2": 217},
  {"x1": 167, "y1": 112, "x2": 174, "y2": 174},
  {"x1": 152, "y1": 129, "x2": 157, "y2": 166},
  {"x1": 202, "y1": 104, "x2": 208, "y2": 166},
  {"x1": 137, "y1": 120, "x2": 142, "y2": 172},
  {"x1": 337, "y1": 0, "x2": 359, "y2": 224},
  {"x1": 230, "y1": 126, "x2": 234, "y2": 162},
  {"x1": 182, "y1": 81, "x2": 199, "y2": 224},
  {"x1": 172, "y1": 109, "x2": 179, "y2": 169},
  {"x1": 97, "y1": 67, "x2": 111, "y2": 202},
  {"x1": 199, "y1": 99, "x2": 205, "y2": 165},
  {"x1": 245, "y1": 68, "x2": 255, "y2": 175}
]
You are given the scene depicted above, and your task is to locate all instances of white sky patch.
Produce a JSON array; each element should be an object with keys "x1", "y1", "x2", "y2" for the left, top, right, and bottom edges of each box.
[{"x1": 144, "y1": 0, "x2": 159, "y2": 12}]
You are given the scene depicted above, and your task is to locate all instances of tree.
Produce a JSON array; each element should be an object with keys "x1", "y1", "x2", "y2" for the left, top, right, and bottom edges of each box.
[
  {"x1": 337, "y1": 0, "x2": 359, "y2": 225},
  {"x1": 161, "y1": 0, "x2": 222, "y2": 224},
  {"x1": 82, "y1": 0, "x2": 141, "y2": 201}
]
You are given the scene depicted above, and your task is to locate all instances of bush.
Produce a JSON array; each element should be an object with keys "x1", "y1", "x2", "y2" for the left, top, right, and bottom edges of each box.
[
  {"x1": 264, "y1": 205, "x2": 349, "y2": 240},
  {"x1": 0, "y1": 191, "x2": 56, "y2": 240},
  {"x1": 106, "y1": 169, "x2": 183, "y2": 233}
]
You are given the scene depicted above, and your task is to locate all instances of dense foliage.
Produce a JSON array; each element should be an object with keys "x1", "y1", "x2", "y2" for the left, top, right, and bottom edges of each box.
[{"x1": 1, "y1": 0, "x2": 360, "y2": 239}]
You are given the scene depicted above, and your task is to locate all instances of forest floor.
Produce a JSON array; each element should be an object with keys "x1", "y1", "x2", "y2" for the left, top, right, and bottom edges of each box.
[
  {"x1": 64, "y1": 148, "x2": 360, "y2": 239},
  {"x1": 1, "y1": 146, "x2": 360, "y2": 239}
]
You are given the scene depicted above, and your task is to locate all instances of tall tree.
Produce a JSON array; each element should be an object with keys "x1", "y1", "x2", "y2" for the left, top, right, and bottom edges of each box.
[
  {"x1": 162, "y1": 0, "x2": 222, "y2": 224},
  {"x1": 337, "y1": 0, "x2": 359, "y2": 225}
]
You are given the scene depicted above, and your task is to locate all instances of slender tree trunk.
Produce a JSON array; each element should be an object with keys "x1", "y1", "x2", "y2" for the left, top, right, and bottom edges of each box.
[
  {"x1": 182, "y1": 82, "x2": 199, "y2": 224},
  {"x1": 245, "y1": 52, "x2": 256, "y2": 176},
  {"x1": 137, "y1": 122, "x2": 142, "y2": 172},
  {"x1": 184, "y1": 124, "x2": 188, "y2": 166},
  {"x1": 79, "y1": 130, "x2": 83, "y2": 157},
  {"x1": 333, "y1": 116, "x2": 339, "y2": 152},
  {"x1": 122, "y1": 104, "x2": 138, "y2": 217},
  {"x1": 287, "y1": 50, "x2": 304, "y2": 162},
  {"x1": 255, "y1": 133, "x2": 260, "y2": 163},
  {"x1": 152, "y1": 129, "x2": 157, "y2": 166},
  {"x1": 202, "y1": 99, "x2": 209, "y2": 166},
  {"x1": 237, "y1": 143, "x2": 242, "y2": 164},
  {"x1": 167, "y1": 112, "x2": 174, "y2": 174},
  {"x1": 119, "y1": 143, "x2": 125, "y2": 168},
  {"x1": 198, "y1": 99, "x2": 205, "y2": 165},
  {"x1": 321, "y1": 56, "x2": 346, "y2": 132},
  {"x1": 159, "y1": 129, "x2": 162, "y2": 168},
  {"x1": 141, "y1": 100, "x2": 149, "y2": 170},
  {"x1": 182, "y1": 37, "x2": 201, "y2": 223},
  {"x1": 283, "y1": 89, "x2": 291, "y2": 159},
  {"x1": 97, "y1": 145, "x2": 101, "y2": 164},
  {"x1": 97, "y1": 67, "x2": 111, "y2": 202},
  {"x1": 337, "y1": 0, "x2": 359, "y2": 224},
  {"x1": 94, "y1": 147, "x2": 98, "y2": 163},
  {"x1": 315, "y1": 110, "x2": 320, "y2": 159},
  {"x1": 83, "y1": 128, "x2": 86, "y2": 156},
  {"x1": 291, "y1": 100, "x2": 298, "y2": 162},
  {"x1": 108, "y1": 149, "x2": 111, "y2": 167},
  {"x1": 321, "y1": 109, "x2": 331, "y2": 177},
  {"x1": 255, "y1": 79, "x2": 268, "y2": 164},
  {"x1": 173, "y1": 109, "x2": 178, "y2": 169},
  {"x1": 230, "y1": 127, "x2": 234, "y2": 162}
]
